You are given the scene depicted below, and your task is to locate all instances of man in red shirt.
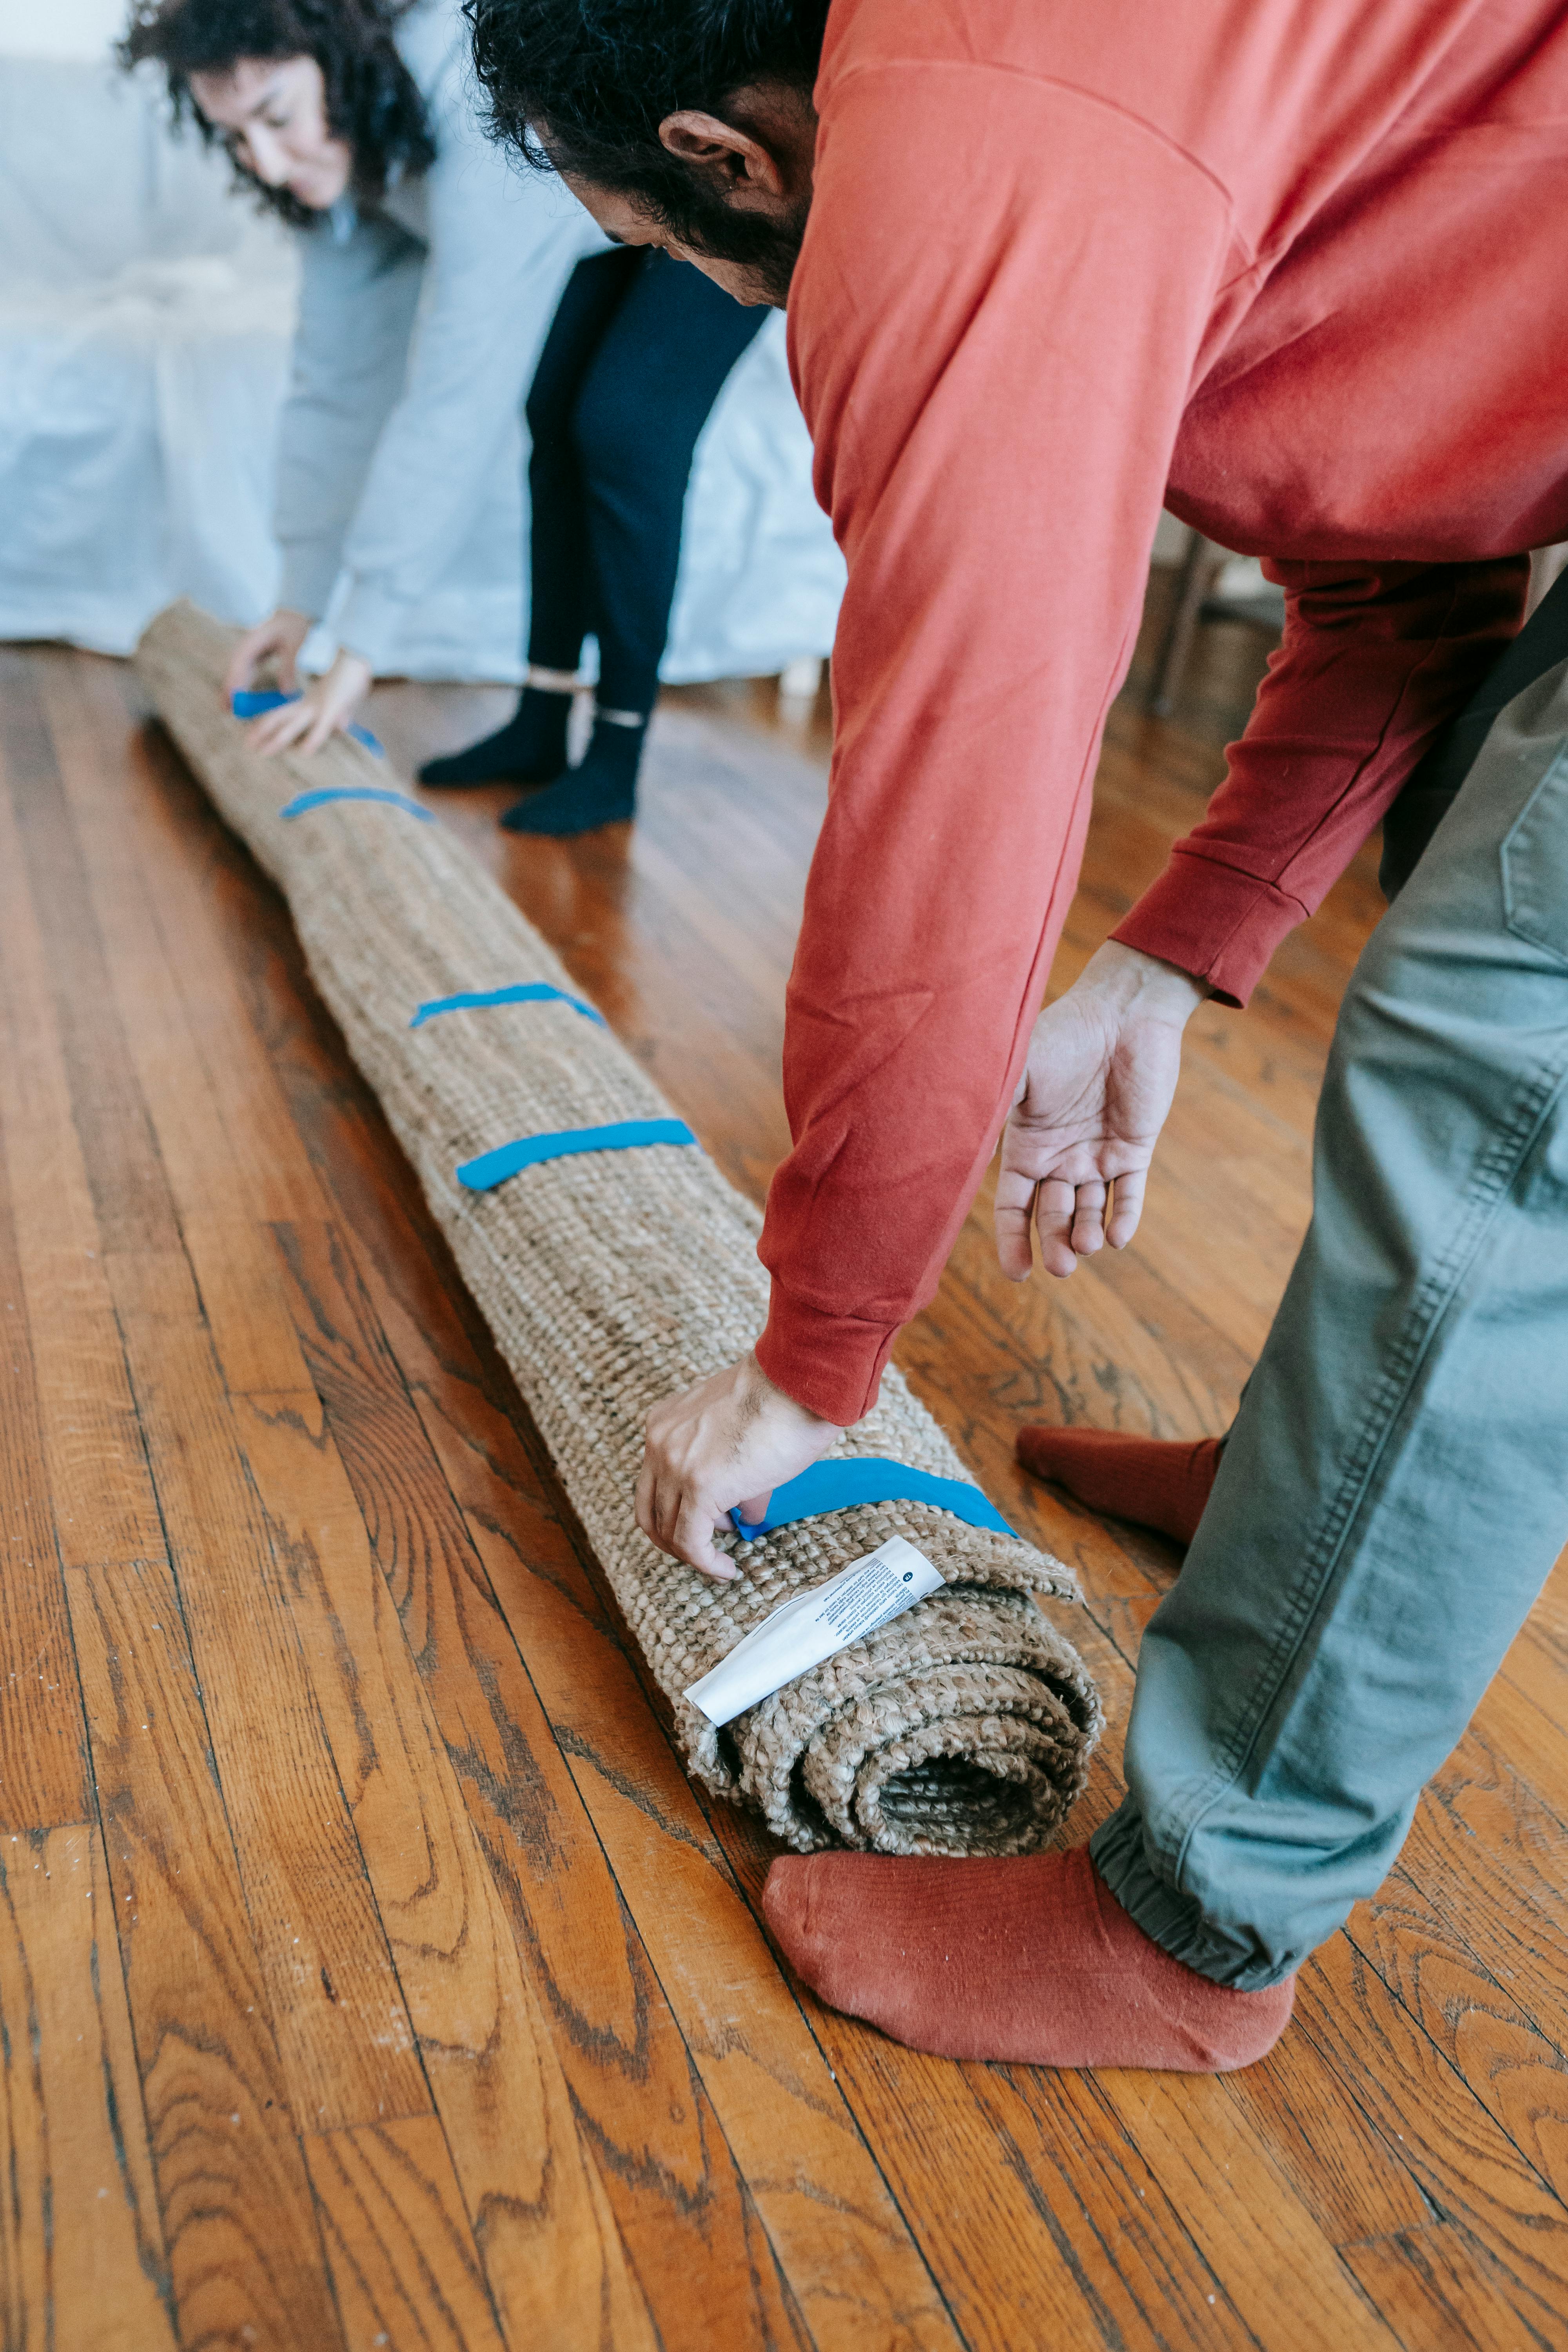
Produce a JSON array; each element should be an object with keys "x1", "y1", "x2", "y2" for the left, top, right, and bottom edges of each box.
[{"x1": 468, "y1": 0, "x2": 1568, "y2": 2071}]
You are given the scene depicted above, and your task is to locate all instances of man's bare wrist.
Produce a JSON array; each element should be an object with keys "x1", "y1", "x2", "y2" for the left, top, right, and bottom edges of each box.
[
  {"x1": 1081, "y1": 940, "x2": 1210, "y2": 1022},
  {"x1": 746, "y1": 1349, "x2": 838, "y2": 1430}
]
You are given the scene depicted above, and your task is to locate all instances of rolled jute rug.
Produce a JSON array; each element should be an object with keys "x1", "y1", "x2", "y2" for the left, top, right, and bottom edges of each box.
[{"x1": 136, "y1": 599, "x2": 1101, "y2": 1855}]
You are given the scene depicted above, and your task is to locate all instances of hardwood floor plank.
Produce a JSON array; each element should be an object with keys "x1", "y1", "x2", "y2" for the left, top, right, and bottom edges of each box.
[
  {"x1": 1293, "y1": 1938, "x2": 1568, "y2": 2344},
  {"x1": 231, "y1": 1382, "x2": 668, "y2": 2350},
  {"x1": 740, "y1": 2030, "x2": 1263, "y2": 2352},
  {"x1": 1092, "y1": 2066, "x2": 1402, "y2": 2348},
  {"x1": 65, "y1": 1555, "x2": 344, "y2": 2348},
  {"x1": 34, "y1": 654, "x2": 328, "y2": 1396},
  {"x1": 0, "y1": 1823, "x2": 174, "y2": 2350},
  {"x1": 1349, "y1": 1655, "x2": 1568, "y2": 2218},
  {"x1": 54, "y1": 652, "x2": 334, "y2": 1228},
  {"x1": 0, "y1": 1142, "x2": 91, "y2": 1831},
  {"x1": 0, "y1": 751, "x2": 165, "y2": 1572},
  {"x1": 1341, "y1": 2224, "x2": 1543, "y2": 2352},
  {"x1": 305, "y1": 2116, "x2": 509, "y2": 2352},
  {"x1": 105, "y1": 1249, "x2": 429, "y2": 2134},
  {"x1": 1403, "y1": 1726, "x2": 1568, "y2": 2060},
  {"x1": 180, "y1": 1213, "x2": 321, "y2": 1400},
  {"x1": 1347, "y1": 1862, "x2": 1568, "y2": 2220},
  {"x1": 0, "y1": 654, "x2": 181, "y2": 1261},
  {"x1": 265, "y1": 1215, "x2": 943, "y2": 2351}
]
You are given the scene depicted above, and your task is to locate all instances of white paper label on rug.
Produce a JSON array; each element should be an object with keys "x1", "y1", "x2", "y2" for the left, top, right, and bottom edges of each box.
[{"x1": 685, "y1": 1535, "x2": 945, "y2": 1726}]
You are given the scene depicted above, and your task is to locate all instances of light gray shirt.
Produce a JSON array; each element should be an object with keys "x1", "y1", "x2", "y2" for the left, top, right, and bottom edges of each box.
[{"x1": 273, "y1": 0, "x2": 603, "y2": 670}]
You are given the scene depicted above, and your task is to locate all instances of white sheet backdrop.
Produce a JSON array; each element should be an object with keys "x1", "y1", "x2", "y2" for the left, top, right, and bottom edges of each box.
[{"x1": 0, "y1": 54, "x2": 846, "y2": 681}]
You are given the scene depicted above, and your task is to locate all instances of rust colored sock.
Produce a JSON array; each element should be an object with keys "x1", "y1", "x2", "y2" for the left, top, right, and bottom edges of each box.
[
  {"x1": 1015, "y1": 1426, "x2": 1224, "y2": 1545},
  {"x1": 763, "y1": 1846, "x2": 1292, "y2": 2071}
]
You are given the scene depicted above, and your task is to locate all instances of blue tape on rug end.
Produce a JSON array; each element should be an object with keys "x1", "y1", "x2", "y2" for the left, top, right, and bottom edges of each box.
[
  {"x1": 730, "y1": 1458, "x2": 1015, "y2": 1542},
  {"x1": 456, "y1": 1117, "x2": 697, "y2": 1192},
  {"x1": 232, "y1": 688, "x2": 385, "y2": 757},
  {"x1": 410, "y1": 983, "x2": 607, "y2": 1031},
  {"x1": 280, "y1": 785, "x2": 435, "y2": 824}
]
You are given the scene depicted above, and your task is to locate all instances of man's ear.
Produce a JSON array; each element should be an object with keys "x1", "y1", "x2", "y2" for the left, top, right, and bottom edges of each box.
[{"x1": 658, "y1": 107, "x2": 788, "y2": 199}]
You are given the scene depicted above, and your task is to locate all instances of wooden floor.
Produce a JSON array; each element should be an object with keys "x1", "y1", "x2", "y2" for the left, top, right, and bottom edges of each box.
[{"x1": 3, "y1": 588, "x2": 1568, "y2": 2351}]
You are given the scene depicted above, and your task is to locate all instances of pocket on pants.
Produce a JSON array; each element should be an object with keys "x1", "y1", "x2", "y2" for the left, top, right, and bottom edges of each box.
[{"x1": 1502, "y1": 742, "x2": 1568, "y2": 964}]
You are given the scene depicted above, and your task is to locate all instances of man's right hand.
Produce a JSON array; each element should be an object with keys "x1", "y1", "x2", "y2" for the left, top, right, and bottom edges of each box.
[
  {"x1": 221, "y1": 608, "x2": 314, "y2": 703},
  {"x1": 995, "y1": 940, "x2": 1209, "y2": 1281}
]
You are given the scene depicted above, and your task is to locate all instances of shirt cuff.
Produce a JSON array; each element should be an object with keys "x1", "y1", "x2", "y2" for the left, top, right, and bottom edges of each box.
[
  {"x1": 753, "y1": 1282, "x2": 898, "y2": 1428},
  {"x1": 1112, "y1": 846, "x2": 1312, "y2": 1009}
]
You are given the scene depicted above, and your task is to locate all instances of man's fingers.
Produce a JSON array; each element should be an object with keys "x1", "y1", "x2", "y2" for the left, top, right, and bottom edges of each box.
[
  {"x1": 670, "y1": 1497, "x2": 735, "y2": 1580},
  {"x1": 1106, "y1": 1165, "x2": 1147, "y2": 1249},
  {"x1": 1070, "y1": 1179, "x2": 1107, "y2": 1259},
  {"x1": 737, "y1": 1490, "x2": 771, "y2": 1526},
  {"x1": 638, "y1": 1461, "x2": 737, "y2": 1581},
  {"x1": 633, "y1": 1457, "x2": 658, "y2": 1547},
  {"x1": 993, "y1": 1166, "x2": 1038, "y2": 1282},
  {"x1": 1033, "y1": 1177, "x2": 1080, "y2": 1279}
]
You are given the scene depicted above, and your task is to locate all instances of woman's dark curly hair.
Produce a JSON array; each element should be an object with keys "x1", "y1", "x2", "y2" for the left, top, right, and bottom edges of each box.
[
  {"x1": 465, "y1": 0, "x2": 828, "y2": 250},
  {"x1": 122, "y1": 0, "x2": 436, "y2": 225}
]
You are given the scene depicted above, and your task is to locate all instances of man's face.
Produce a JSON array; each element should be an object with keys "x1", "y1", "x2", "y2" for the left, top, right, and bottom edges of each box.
[
  {"x1": 189, "y1": 54, "x2": 353, "y2": 211},
  {"x1": 561, "y1": 172, "x2": 809, "y2": 308},
  {"x1": 549, "y1": 91, "x2": 817, "y2": 309}
]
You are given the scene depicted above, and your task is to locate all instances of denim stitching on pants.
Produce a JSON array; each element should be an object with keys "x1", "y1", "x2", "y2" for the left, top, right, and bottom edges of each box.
[
  {"x1": 1502, "y1": 742, "x2": 1568, "y2": 965},
  {"x1": 1165, "y1": 1046, "x2": 1568, "y2": 1873}
]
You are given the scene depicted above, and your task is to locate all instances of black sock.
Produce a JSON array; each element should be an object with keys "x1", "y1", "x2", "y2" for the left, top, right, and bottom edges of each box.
[
  {"x1": 417, "y1": 687, "x2": 572, "y2": 788},
  {"x1": 500, "y1": 718, "x2": 646, "y2": 837}
]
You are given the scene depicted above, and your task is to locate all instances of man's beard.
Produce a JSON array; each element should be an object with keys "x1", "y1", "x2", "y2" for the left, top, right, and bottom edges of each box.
[{"x1": 649, "y1": 177, "x2": 811, "y2": 307}]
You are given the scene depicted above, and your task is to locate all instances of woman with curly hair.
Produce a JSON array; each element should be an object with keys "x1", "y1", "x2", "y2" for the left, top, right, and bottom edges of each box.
[{"x1": 123, "y1": 0, "x2": 600, "y2": 754}]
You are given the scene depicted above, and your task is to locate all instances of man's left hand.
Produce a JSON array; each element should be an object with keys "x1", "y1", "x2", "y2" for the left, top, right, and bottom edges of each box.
[
  {"x1": 245, "y1": 648, "x2": 374, "y2": 757},
  {"x1": 637, "y1": 1352, "x2": 840, "y2": 1579},
  {"x1": 995, "y1": 940, "x2": 1207, "y2": 1280}
]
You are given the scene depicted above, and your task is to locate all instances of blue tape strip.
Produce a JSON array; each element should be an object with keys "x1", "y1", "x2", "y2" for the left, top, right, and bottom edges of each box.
[
  {"x1": 457, "y1": 1117, "x2": 697, "y2": 1192},
  {"x1": 280, "y1": 785, "x2": 435, "y2": 824},
  {"x1": 729, "y1": 1458, "x2": 1015, "y2": 1542},
  {"x1": 410, "y1": 983, "x2": 606, "y2": 1031},
  {"x1": 233, "y1": 688, "x2": 385, "y2": 757}
]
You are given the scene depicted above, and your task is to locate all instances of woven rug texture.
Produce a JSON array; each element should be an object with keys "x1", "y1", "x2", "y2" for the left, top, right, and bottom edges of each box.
[{"x1": 135, "y1": 600, "x2": 1102, "y2": 1855}]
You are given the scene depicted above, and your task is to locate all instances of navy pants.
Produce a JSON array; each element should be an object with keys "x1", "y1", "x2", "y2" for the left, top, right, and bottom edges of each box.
[{"x1": 524, "y1": 248, "x2": 767, "y2": 716}]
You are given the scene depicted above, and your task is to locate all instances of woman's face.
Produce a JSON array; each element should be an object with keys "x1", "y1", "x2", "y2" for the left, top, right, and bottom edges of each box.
[{"x1": 188, "y1": 54, "x2": 353, "y2": 210}]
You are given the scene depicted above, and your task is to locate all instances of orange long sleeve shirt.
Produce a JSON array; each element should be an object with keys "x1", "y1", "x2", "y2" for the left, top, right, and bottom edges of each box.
[{"x1": 753, "y1": 0, "x2": 1568, "y2": 1427}]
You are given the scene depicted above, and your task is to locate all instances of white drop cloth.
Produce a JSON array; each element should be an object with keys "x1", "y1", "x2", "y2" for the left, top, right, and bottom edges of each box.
[{"x1": 0, "y1": 55, "x2": 844, "y2": 681}]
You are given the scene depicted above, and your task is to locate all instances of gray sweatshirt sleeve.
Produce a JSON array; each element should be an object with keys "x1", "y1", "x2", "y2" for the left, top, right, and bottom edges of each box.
[
  {"x1": 328, "y1": 43, "x2": 603, "y2": 670},
  {"x1": 273, "y1": 209, "x2": 426, "y2": 625}
]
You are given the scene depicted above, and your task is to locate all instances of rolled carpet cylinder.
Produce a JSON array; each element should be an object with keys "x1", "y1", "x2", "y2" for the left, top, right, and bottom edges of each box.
[{"x1": 135, "y1": 601, "x2": 1101, "y2": 1855}]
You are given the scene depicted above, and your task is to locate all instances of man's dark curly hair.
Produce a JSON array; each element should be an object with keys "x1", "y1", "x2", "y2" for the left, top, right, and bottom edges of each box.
[
  {"x1": 465, "y1": 0, "x2": 829, "y2": 251},
  {"x1": 122, "y1": 0, "x2": 436, "y2": 225}
]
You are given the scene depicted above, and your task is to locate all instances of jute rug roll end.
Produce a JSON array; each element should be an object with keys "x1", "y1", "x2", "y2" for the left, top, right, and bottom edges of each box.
[{"x1": 136, "y1": 599, "x2": 1102, "y2": 1855}]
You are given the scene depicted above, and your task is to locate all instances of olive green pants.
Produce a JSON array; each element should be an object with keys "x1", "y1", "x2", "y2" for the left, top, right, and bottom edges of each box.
[{"x1": 1093, "y1": 602, "x2": 1568, "y2": 1989}]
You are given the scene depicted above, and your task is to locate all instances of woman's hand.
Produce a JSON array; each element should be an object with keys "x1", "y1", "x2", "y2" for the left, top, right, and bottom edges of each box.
[
  {"x1": 222, "y1": 606, "x2": 313, "y2": 701},
  {"x1": 637, "y1": 1352, "x2": 841, "y2": 1579},
  {"x1": 995, "y1": 941, "x2": 1209, "y2": 1281},
  {"x1": 245, "y1": 648, "x2": 375, "y2": 758}
]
